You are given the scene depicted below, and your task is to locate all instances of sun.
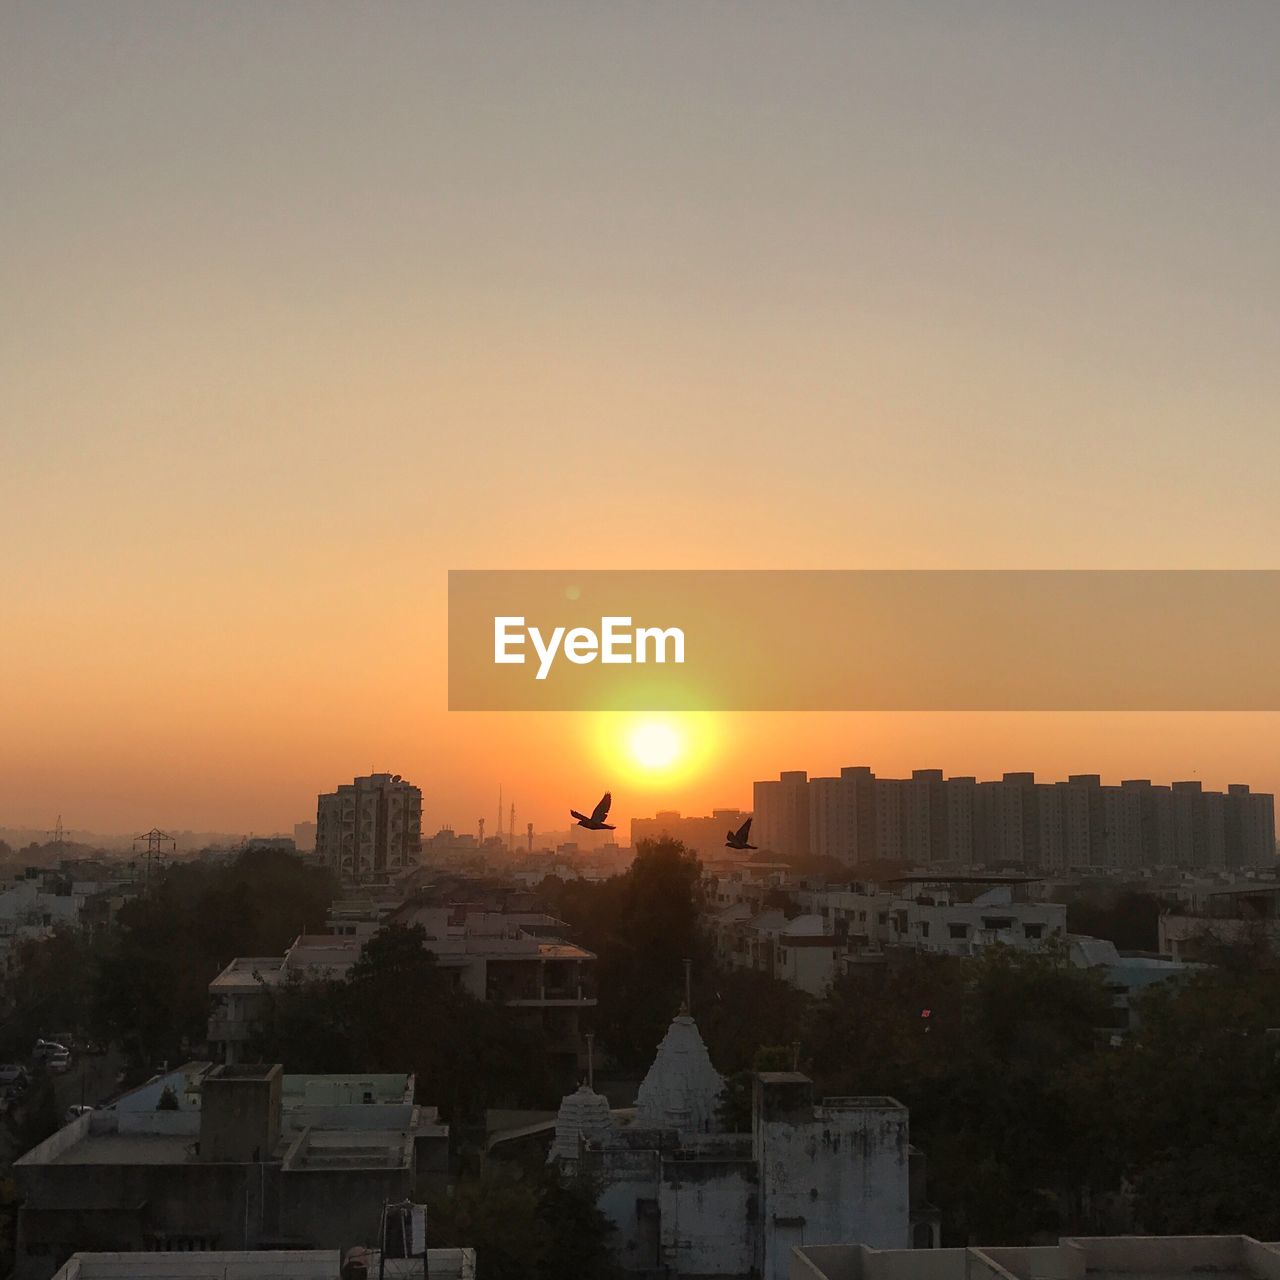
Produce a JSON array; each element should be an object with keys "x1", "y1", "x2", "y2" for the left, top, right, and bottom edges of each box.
[
  {"x1": 629, "y1": 720, "x2": 682, "y2": 771},
  {"x1": 591, "y1": 712, "x2": 719, "y2": 789}
]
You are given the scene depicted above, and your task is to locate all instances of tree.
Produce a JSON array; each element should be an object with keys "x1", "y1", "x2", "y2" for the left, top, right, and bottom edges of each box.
[
  {"x1": 542, "y1": 838, "x2": 710, "y2": 1068},
  {"x1": 427, "y1": 1166, "x2": 617, "y2": 1280}
]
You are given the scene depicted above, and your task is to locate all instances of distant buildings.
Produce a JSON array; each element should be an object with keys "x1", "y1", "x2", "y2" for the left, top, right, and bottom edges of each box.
[
  {"x1": 708, "y1": 870, "x2": 1067, "y2": 992},
  {"x1": 550, "y1": 1011, "x2": 923, "y2": 1279},
  {"x1": 13, "y1": 1063, "x2": 449, "y2": 1280},
  {"x1": 630, "y1": 808, "x2": 752, "y2": 859},
  {"x1": 292, "y1": 821, "x2": 317, "y2": 852},
  {"x1": 316, "y1": 774, "x2": 423, "y2": 883},
  {"x1": 756, "y1": 767, "x2": 1276, "y2": 871}
]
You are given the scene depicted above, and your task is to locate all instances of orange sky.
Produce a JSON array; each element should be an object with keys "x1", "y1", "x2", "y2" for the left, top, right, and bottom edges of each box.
[{"x1": 3, "y1": 4, "x2": 1279, "y2": 837}]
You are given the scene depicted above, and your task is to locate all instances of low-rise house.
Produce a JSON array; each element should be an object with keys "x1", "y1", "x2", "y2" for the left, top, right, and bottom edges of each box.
[
  {"x1": 14, "y1": 1063, "x2": 446, "y2": 1280},
  {"x1": 793, "y1": 1234, "x2": 1280, "y2": 1280}
]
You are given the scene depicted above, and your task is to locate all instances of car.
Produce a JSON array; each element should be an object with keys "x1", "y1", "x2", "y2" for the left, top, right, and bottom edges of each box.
[
  {"x1": 0, "y1": 1064, "x2": 30, "y2": 1090},
  {"x1": 33, "y1": 1039, "x2": 70, "y2": 1062},
  {"x1": 65, "y1": 1104, "x2": 94, "y2": 1124},
  {"x1": 47, "y1": 1049, "x2": 72, "y2": 1074}
]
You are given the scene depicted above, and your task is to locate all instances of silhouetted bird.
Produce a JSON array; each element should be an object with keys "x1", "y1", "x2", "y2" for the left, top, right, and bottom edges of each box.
[
  {"x1": 570, "y1": 792, "x2": 615, "y2": 831},
  {"x1": 725, "y1": 817, "x2": 756, "y2": 851}
]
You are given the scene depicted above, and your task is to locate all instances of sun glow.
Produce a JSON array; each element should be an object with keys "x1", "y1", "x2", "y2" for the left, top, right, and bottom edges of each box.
[
  {"x1": 629, "y1": 720, "x2": 682, "y2": 770},
  {"x1": 592, "y1": 712, "x2": 719, "y2": 788}
]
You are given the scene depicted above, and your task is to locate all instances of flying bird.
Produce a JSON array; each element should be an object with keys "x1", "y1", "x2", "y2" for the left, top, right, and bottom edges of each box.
[
  {"x1": 725, "y1": 817, "x2": 756, "y2": 851},
  {"x1": 571, "y1": 792, "x2": 615, "y2": 831}
]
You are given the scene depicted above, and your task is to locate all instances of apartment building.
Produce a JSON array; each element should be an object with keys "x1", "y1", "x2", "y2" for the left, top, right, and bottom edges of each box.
[
  {"x1": 755, "y1": 767, "x2": 1275, "y2": 871},
  {"x1": 316, "y1": 774, "x2": 423, "y2": 884}
]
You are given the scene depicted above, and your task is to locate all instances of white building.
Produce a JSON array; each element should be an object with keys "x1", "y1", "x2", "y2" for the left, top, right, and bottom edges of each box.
[{"x1": 551, "y1": 1011, "x2": 916, "y2": 1280}]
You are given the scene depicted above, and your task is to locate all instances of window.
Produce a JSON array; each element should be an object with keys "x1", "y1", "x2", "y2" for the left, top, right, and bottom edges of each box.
[
  {"x1": 1024, "y1": 924, "x2": 1043, "y2": 939},
  {"x1": 949, "y1": 923, "x2": 968, "y2": 940}
]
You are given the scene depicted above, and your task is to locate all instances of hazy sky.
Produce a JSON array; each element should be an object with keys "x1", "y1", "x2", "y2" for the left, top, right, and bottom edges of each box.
[{"x1": 4, "y1": 3, "x2": 1279, "y2": 836}]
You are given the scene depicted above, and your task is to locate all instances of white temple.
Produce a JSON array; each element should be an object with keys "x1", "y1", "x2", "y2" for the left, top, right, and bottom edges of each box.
[
  {"x1": 632, "y1": 1011, "x2": 726, "y2": 1134},
  {"x1": 548, "y1": 1082, "x2": 614, "y2": 1164}
]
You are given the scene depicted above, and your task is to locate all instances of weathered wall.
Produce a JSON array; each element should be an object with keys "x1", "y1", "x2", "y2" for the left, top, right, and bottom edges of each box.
[
  {"x1": 659, "y1": 1158, "x2": 756, "y2": 1276},
  {"x1": 757, "y1": 1102, "x2": 910, "y2": 1280}
]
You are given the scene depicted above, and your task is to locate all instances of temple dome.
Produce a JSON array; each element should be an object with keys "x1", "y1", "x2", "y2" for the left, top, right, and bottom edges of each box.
[
  {"x1": 548, "y1": 1083, "x2": 614, "y2": 1163},
  {"x1": 633, "y1": 1013, "x2": 725, "y2": 1135}
]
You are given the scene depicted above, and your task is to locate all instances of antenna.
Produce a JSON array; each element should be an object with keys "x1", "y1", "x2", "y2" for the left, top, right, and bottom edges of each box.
[
  {"x1": 509, "y1": 802, "x2": 515, "y2": 852},
  {"x1": 48, "y1": 815, "x2": 66, "y2": 862},
  {"x1": 682, "y1": 958, "x2": 693, "y2": 1015}
]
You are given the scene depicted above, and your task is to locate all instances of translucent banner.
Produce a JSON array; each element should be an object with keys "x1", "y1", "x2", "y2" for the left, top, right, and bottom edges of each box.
[{"x1": 448, "y1": 570, "x2": 1280, "y2": 711}]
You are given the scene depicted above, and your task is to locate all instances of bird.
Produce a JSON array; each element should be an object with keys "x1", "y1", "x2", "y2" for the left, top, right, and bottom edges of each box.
[
  {"x1": 570, "y1": 792, "x2": 615, "y2": 831},
  {"x1": 725, "y1": 817, "x2": 756, "y2": 851}
]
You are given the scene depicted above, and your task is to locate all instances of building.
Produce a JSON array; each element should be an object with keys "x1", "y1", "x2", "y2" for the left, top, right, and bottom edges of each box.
[
  {"x1": 208, "y1": 935, "x2": 364, "y2": 1064},
  {"x1": 755, "y1": 772, "x2": 813, "y2": 861},
  {"x1": 13, "y1": 1063, "x2": 447, "y2": 1280},
  {"x1": 712, "y1": 908, "x2": 841, "y2": 996},
  {"x1": 708, "y1": 873, "x2": 1066, "y2": 985},
  {"x1": 316, "y1": 774, "x2": 423, "y2": 884},
  {"x1": 51, "y1": 1249, "x2": 476, "y2": 1280},
  {"x1": 550, "y1": 1011, "x2": 917, "y2": 1280},
  {"x1": 1159, "y1": 885, "x2": 1280, "y2": 961},
  {"x1": 209, "y1": 910, "x2": 597, "y2": 1070},
  {"x1": 792, "y1": 1234, "x2": 1280, "y2": 1280},
  {"x1": 630, "y1": 809, "x2": 752, "y2": 859},
  {"x1": 757, "y1": 766, "x2": 1275, "y2": 871}
]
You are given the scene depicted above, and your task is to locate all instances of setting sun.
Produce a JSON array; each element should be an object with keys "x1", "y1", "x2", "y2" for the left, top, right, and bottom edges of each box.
[
  {"x1": 629, "y1": 721, "x2": 682, "y2": 771},
  {"x1": 590, "y1": 712, "x2": 720, "y2": 791}
]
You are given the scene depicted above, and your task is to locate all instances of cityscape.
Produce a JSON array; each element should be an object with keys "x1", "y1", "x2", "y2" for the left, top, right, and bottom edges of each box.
[{"x1": 7, "y1": 2, "x2": 1280, "y2": 1279}]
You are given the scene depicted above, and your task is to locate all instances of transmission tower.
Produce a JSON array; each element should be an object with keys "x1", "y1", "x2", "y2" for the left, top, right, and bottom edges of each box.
[{"x1": 133, "y1": 828, "x2": 177, "y2": 887}]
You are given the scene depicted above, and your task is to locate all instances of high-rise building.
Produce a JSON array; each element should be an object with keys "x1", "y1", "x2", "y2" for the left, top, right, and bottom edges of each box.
[
  {"x1": 753, "y1": 771, "x2": 811, "y2": 859},
  {"x1": 754, "y1": 765, "x2": 1274, "y2": 871},
  {"x1": 315, "y1": 773, "x2": 422, "y2": 883}
]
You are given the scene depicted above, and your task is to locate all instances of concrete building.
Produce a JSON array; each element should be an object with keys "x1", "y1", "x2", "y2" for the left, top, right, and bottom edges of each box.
[
  {"x1": 208, "y1": 935, "x2": 364, "y2": 1064},
  {"x1": 316, "y1": 774, "x2": 423, "y2": 884},
  {"x1": 710, "y1": 878, "x2": 1065, "y2": 983},
  {"x1": 1159, "y1": 884, "x2": 1280, "y2": 961},
  {"x1": 631, "y1": 809, "x2": 752, "y2": 860},
  {"x1": 209, "y1": 912, "x2": 597, "y2": 1069},
  {"x1": 755, "y1": 772, "x2": 813, "y2": 861},
  {"x1": 551, "y1": 1012, "x2": 915, "y2": 1280},
  {"x1": 52, "y1": 1250, "x2": 475, "y2": 1280},
  {"x1": 713, "y1": 908, "x2": 842, "y2": 996},
  {"x1": 792, "y1": 1234, "x2": 1280, "y2": 1280},
  {"x1": 760, "y1": 766, "x2": 1274, "y2": 871},
  {"x1": 13, "y1": 1063, "x2": 447, "y2": 1280}
]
